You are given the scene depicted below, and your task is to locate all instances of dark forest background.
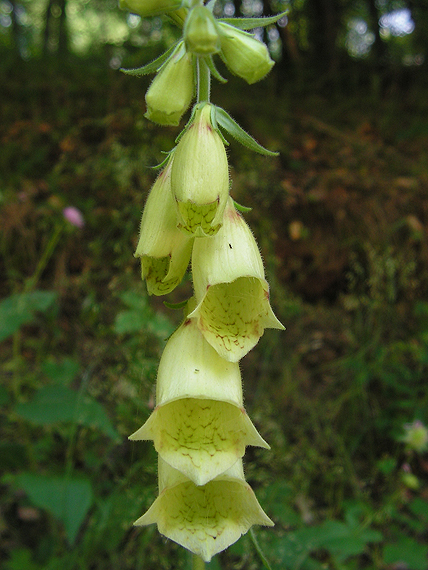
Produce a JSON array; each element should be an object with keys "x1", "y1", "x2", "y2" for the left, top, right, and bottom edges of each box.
[{"x1": 1, "y1": 1, "x2": 428, "y2": 570}]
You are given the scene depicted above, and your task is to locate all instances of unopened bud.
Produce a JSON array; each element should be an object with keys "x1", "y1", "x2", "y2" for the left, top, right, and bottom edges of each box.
[
  {"x1": 218, "y1": 23, "x2": 274, "y2": 84},
  {"x1": 184, "y1": 5, "x2": 221, "y2": 55},
  {"x1": 145, "y1": 42, "x2": 194, "y2": 126},
  {"x1": 135, "y1": 160, "x2": 193, "y2": 295},
  {"x1": 171, "y1": 103, "x2": 229, "y2": 236}
]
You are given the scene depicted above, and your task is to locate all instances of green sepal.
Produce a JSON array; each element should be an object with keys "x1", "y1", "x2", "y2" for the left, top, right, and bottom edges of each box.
[
  {"x1": 174, "y1": 102, "x2": 199, "y2": 144},
  {"x1": 233, "y1": 199, "x2": 252, "y2": 213},
  {"x1": 210, "y1": 105, "x2": 229, "y2": 146},
  {"x1": 120, "y1": 41, "x2": 178, "y2": 76},
  {"x1": 164, "y1": 299, "x2": 189, "y2": 310},
  {"x1": 205, "y1": 0, "x2": 216, "y2": 14},
  {"x1": 214, "y1": 106, "x2": 278, "y2": 156},
  {"x1": 205, "y1": 55, "x2": 228, "y2": 83},
  {"x1": 218, "y1": 12, "x2": 287, "y2": 31},
  {"x1": 152, "y1": 151, "x2": 174, "y2": 170}
]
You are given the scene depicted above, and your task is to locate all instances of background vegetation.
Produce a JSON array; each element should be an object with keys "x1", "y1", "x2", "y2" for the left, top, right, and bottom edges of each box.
[{"x1": 1, "y1": 0, "x2": 428, "y2": 569}]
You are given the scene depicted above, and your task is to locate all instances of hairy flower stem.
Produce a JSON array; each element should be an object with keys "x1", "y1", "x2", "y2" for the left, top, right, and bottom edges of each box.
[
  {"x1": 192, "y1": 553, "x2": 206, "y2": 570},
  {"x1": 196, "y1": 57, "x2": 211, "y2": 103}
]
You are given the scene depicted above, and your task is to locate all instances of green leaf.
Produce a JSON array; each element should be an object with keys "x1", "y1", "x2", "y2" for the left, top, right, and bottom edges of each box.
[
  {"x1": 4, "y1": 548, "x2": 42, "y2": 570},
  {"x1": 42, "y1": 358, "x2": 80, "y2": 386},
  {"x1": 0, "y1": 385, "x2": 10, "y2": 407},
  {"x1": 120, "y1": 41, "x2": 178, "y2": 76},
  {"x1": 0, "y1": 290, "x2": 57, "y2": 342},
  {"x1": 214, "y1": 106, "x2": 279, "y2": 156},
  {"x1": 257, "y1": 480, "x2": 299, "y2": 526},
  {"x1": 115, "y1": 291, "x2": 174, "y2": 339},
  {"x1": 0, "y1": 442, "x2": 28, "y2": 471},
  {"x1": 218, "y1": 12, "x2": 287, "y2": 30},
  {"x1": 409, "y1": 498, "x2": 428, "y2": 522},
  {"x1": 15, "y1": 385, "x2": 120, "y2": 441},
  {"x1": 383, "y1": 536, "x2": 428, "y2": 570},
  {"x1": 16, "y1": 473, "x2": 93, "y2": 545}
]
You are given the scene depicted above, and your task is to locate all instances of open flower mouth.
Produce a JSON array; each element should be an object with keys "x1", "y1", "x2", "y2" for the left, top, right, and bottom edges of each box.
[
  {"x1": 130, "y1": 397, "x2": 268, "y2": 485},
  {"x1": 134, "y1": 460, "x2": 273, "y2": 562},
  {"x1": 176, "y1": 199, "x2": 222, "y2": 236},
  {"x1": 191, "y1": 277, "x2": 284, "y2": 361}
]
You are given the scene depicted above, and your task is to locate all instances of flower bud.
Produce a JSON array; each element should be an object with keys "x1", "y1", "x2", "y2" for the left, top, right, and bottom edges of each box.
[
  {"x1": 119, "y1": 0, "x2": 182, "y2": 17},
  {"x1": 171, "y1": 103, "x2": 229, "y2": 236},
  {"x1": 134, "y1": 458, "x2": 273, "y2": 562},
  {"x1": 218, "y1": 23, "x2": 274, "y2": 84},
  {"x1": 184, "y1": 5, "x2": 221, "y2": 55},
  {"x1": 190, "y1": 198, "x2": 284, "y2": 361},
  {"x1": 145, "y1": 42, "x2": 194, "y2": 126},
  {"x1": 130, "y1": 310, "x2": 268, "y2": 485},
  {"x1": 135, "y1": 160, "x2": 193, "y2": 295}
]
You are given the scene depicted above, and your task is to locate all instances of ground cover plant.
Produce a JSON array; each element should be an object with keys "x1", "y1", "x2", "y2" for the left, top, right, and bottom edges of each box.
[{"x1": 1, "y1": 1, "x2": 428, "y2": 568}]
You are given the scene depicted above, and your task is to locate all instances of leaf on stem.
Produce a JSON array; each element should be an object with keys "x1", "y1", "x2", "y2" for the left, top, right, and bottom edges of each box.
[
  {"x1": 214, "y1": 106, "x2": 278, "y2": 156},
  {"x1": 218, "y1": 12, "x2": 288, "y2": 31}
]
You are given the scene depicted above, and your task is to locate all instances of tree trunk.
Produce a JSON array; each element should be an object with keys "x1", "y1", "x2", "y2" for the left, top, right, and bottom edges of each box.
[
  {"x1": 58, "y1": 0, "x2": 68, "y2": 55},
  {"x1": 305, "y1": 0, "x2": 341, "y2": 77}
]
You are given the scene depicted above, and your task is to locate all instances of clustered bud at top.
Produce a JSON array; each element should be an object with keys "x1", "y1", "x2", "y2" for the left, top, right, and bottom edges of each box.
[
  {"x1": 218, "y1": 23, "x2": 274, "y2": 84},
  {"x1": 145, "y1": 42, "x2": 194, "y2": 126},
  {"x1": 184, "y1": 5, "x2": 221, "y2": 55}
]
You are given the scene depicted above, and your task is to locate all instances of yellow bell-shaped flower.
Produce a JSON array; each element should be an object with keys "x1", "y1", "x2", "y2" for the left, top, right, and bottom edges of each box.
[
  {"x1": 134, "y1": 458, "x2": 273, "y2": 562},
  {"x1": 130, "y1": 306, "x2": 268, "y2": 485},
  {"x1": 190, "y1": 197, "x2": 284, "y2": 361}
]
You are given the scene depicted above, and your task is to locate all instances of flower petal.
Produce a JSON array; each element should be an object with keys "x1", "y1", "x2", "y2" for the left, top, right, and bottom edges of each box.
[
  {"x1": 130, "y1": 398, "x2": 268, "y2": 485},
  {"x1": 134, "y1": 459, "x2": 273, "y2": 562}
]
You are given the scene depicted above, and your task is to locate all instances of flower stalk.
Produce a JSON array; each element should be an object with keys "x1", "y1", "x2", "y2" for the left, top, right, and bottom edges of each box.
[{"x1": 118, "y1": 0, "x2": 285, "y2": 562}]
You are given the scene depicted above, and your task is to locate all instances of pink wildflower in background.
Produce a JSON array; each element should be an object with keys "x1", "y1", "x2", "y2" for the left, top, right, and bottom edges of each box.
[{"x1": 63, "y1": 206, "x2": 85, "y2": 228}]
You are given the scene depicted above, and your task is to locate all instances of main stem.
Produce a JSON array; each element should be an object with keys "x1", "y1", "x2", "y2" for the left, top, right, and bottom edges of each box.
[{"x1": 197, "y1": 57, "x2": 211, "y2": 103}]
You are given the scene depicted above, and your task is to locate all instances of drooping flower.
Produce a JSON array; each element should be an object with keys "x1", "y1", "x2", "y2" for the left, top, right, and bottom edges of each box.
[
  {"x1": 171, "y1": 103, "x2": 229, "y2": 236},
  {"x1": 134, "y1": 159, "x2": 193, "y2": 295},
  {"x1": 218, "y1": 23, "x2": 274, "y2": 84},
  {"x1": 134, "y1": 457, "x2": 273, "y2": 562},
  {"x1": 130, "y1": 306, "x2": 268, "y2": 485},
  {"x1": 190, "y1": 197, "x2": 284, "y2": 361},
  {"x1": 119, "y1": 0, "x2": 183, "y2": 18},
  {"x1": 145, "y1": 42, "x2": 194, "y2": 126}
]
